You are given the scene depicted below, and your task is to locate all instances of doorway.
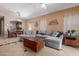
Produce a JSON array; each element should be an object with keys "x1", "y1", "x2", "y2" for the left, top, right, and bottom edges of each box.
[{"x1": 0, "y1": 16, "x2": 4, "y2": 37}]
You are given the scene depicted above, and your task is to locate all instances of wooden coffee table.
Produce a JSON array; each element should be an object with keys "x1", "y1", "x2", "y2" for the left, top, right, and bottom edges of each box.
[{"x1": 23, "y1": 37, "x2": 44, "y2": 52}]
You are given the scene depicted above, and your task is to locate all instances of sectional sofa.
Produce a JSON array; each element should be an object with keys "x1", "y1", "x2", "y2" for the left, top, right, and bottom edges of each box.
[{"x1": 18, "y1": 31, "x2": 64, "y2": 50}]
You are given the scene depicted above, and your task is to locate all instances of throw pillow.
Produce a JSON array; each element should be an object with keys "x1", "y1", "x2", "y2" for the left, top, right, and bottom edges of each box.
[
  {"x1": 49, "y1": 32, "x2": 53, "y2": 36},
  {"x1": 52, "y1": 32, "x2": 59, "y2": 37},
  {"x1": 56, "y1": 32, "x2": 63, "y2": 37}
]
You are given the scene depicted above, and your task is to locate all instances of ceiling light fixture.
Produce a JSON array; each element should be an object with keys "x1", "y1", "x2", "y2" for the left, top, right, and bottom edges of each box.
[
  {"x1": 16, "y1": 11, "x2": 22, "y2": 21},
  {"x1": 16, "y1": 11, "x2": 20, "y2": 18},
  {"x1": 40, "y1": 3, "x2": 47, "y2": 9}
]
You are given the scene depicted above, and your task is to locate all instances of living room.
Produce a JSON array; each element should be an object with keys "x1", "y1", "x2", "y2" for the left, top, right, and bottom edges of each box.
[{"x1": 0, "y1": 3, "x2": 79, "y2": 56}]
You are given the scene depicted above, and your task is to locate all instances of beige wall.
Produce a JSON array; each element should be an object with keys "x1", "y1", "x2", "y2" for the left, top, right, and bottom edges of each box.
[{"x1": 26, "y1": 6, "x2": 79, "y2": 32}]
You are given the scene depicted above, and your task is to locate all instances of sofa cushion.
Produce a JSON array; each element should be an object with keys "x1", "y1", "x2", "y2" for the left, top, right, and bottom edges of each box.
[
  {"x1": 40, "y1": 33, "x2": 46, "y2": 35},
  {"x1": 51, "y1": 32, "x2": 59, "y2": 37},
  {"x1": 46, "y1": 32, "x2": 51, "y2": 35},
  {"x1": 56, "y1": 32, "x2": 63, "y2": 37},
  {"x1": 49, "y1": 32, "x2": 53, "y2": 36},
  {"x1": 37, "y1": 31, "x2": 46, "y2": 35},
  {"x1": 45, "y1": 36, "x2": 61, "y2": 43}
]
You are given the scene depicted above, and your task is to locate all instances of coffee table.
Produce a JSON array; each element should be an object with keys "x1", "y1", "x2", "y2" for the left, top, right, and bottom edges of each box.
[{"x1": 23, "y1": 37, "x2": 45, "y2": 52}]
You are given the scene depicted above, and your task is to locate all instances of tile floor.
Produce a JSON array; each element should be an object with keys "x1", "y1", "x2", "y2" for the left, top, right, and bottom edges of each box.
[{"x1": 0, "y1": 37, "x2": 79, "y2": 56}]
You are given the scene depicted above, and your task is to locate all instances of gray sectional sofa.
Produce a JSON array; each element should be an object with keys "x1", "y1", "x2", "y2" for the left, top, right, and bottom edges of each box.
[
  {"x1": 18, "y1": 31, "x2": 64, "y2": 50},
  {"x1": 36, "y1": 31, "x2": 64, "y2": 50}
]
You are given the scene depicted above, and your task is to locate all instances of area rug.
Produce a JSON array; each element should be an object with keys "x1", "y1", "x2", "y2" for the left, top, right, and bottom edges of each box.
[{"x1": 0, "y1": 38, "x2": 19, "y2": 46}]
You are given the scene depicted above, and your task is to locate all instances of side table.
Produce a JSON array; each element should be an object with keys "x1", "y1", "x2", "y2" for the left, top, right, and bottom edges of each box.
[{"x1": 64, "y1": 36, "x2": 77, "y2": 47}]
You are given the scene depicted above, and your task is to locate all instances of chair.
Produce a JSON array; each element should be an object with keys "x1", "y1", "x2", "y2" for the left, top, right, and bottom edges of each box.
[{"x1": 7, "y1": 29, "x2": 17, "y2": 38}]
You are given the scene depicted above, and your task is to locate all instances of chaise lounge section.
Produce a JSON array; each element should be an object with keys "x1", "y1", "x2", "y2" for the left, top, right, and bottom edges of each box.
[
  {"x1": 45, "y1": 34, "x2": 63, "y2": 50},
  {"x1": 36, "y1": 31, "x2": 64, "y2": 50}
]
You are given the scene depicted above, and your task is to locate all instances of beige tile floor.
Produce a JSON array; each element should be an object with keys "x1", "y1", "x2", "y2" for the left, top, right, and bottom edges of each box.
[{"x1": 0, "y1": 37, "x2": 79, "y2": 56}]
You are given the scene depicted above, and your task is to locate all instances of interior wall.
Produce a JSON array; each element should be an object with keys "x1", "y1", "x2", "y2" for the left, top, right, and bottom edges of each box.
[
  {"x1": 22, "y1": 20, "x2": 28, "y2": 33},
  {"x1": 26, "y1": 6, "x2": 79, "y2": 33},
  {"x1": 0, "y1": 10, "x2": 25, "y2": 37}
]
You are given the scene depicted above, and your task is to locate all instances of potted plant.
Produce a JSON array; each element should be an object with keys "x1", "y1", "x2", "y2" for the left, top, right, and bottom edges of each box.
[{"x1": 71, "y1": 30, "x2": 77, "y2": 37}]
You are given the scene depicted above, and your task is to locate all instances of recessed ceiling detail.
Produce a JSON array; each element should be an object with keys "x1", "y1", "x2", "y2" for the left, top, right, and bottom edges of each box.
[{"x1": 0, "y1": 3, "x2": 79, "y2": 19}]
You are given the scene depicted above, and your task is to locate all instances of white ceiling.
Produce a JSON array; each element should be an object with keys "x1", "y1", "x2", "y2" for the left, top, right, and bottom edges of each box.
[{"x1": 0, "y1": 3, "x2": 79, "y2": 19}]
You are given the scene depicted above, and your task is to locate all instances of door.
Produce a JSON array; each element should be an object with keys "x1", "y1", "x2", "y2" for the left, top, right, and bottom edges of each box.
[{"x1": 0, "y1": 16, "x2": 4, "y2": 37}]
